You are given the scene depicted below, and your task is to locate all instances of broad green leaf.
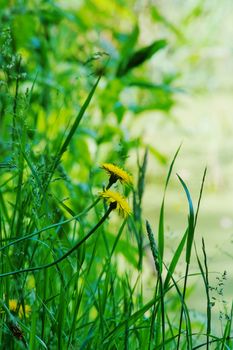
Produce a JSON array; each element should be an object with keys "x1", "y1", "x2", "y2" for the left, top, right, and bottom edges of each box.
[{"x1": 117, "y1": 39, "x2": 167, "y2": 77}]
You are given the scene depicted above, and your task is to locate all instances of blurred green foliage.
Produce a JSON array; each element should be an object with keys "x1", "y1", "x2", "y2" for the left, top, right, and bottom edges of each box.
[
  {"x1": 0, "y1": 0, "x2": 181, "y2": 214},
  {"x1": 0, "y1": 2, "x2": 180, "y2": 347}
]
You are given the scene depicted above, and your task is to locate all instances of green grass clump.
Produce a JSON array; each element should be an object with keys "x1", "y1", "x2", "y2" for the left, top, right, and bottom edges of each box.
[{"x1": 0, "y1": 98, "x2": 232, "y2": 348}]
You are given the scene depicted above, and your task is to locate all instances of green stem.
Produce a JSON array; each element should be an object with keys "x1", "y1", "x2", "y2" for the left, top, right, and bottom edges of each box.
[
  {"x1": 176, "y1": 263, "x2": 189, "y2": 350},
  {"x1": 0, "y1": 198, "x2": 100, "y2": 250},
  {"x1": 202, "y1": 238, "x2": 211, "y2": 350},
  {"x1": 0, "y1": 205, "x2": 113, "y2": 278}
]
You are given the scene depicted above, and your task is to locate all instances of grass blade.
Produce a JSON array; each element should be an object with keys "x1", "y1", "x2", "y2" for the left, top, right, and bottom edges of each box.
[
  {"x1": 158, "y1": 144, "x2": 181, "y2": 264},
  {"x1": 177, "y1": 174, "x2": 194, "y2": 265},
  {"x1": 164, "y1": 229, "x2": 188, "y2": 290},
  {"x1": 146, "y1": 220, "x2": 165, "y2": 349},
  {"x1": 176, "y1": 174, "x2": 194, "y2": 349},
  {"x1": 44, "y1": 75, "x2": 101, "y2": 192}
]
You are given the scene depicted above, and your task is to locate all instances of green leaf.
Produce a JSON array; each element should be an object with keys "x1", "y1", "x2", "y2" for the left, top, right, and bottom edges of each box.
[
  {"x1": 147, "y1": 145, "x2": 167, "y2": 165},
  {"x1": 158, "y1": 145, "x2": 181, "y2": 263},
  {"x1": 164, "y1": 229, "x2": 188, "y2": 290},
  {"x1": 117, "y1": 39, "x2": 167, "y2": 77},
  {"x1": 116, "y1": 24, "x2": 139, "y2": 76},
  {"x1": 177, "y1": 174, "x2": 195, "y2": 264},
  {"x1": 128, "y1": 80, "x2": 183, "y2": 94},
  {"x1": 58, "y1": 75, "x2": 101, "y2": 158},
  {"x1": 128, "y1": 99, "x2": 173, "y2": 113},
  {"x1": 44, "y1": 75, "x2": 101, "y2": 191}
]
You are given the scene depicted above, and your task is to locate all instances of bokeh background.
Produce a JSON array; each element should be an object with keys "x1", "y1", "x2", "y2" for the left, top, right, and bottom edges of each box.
[{"x1": 133, "y1": 0, "x2": 233, "y2": 319}]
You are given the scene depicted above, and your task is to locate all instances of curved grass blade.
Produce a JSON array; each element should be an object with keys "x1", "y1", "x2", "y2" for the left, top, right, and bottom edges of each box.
[
  {"x1": 176, "y1": 168, "x2": 207, "y2": 349},
  {"x1": 146, "y1": 220, "x2": 165, "y2": 349},
  {"x1": 158, "y1": 144, "x2": 181, "y2": 264},
  {"x1": 103, "y1": 295, "x2": 160, "y2": 346},
  {"x1": 177, "y1": 174, "x2": 194, "y2": 265},
  {"x1": 220, "y1": 302, "x2": 233, "y2": 350},
  {"x1": 58, "y1": 75, "x2": 101, "y2": 158},
  {"x1": 176, "y1": 174, "x2": 194, "y2": 349},
  {"x1": 164, "y1": 229, "x2": 188, "y2": 290},
  {"x1": 195, "y1": 238, "x2": 211, "y2": 350},
  {"x1": 44, "y1": 75, "x2": 101, "y2": 192}
]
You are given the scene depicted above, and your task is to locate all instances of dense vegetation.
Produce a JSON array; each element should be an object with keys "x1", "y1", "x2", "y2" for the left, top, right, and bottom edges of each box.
[{"x1": 0, "y1": 1, "x2": 232, "y2": 349}]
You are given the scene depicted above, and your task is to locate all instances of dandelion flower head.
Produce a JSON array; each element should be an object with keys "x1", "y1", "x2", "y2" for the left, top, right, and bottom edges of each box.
[
  {"x1": 100, "y1": 190, "x2": 131, "y2": 217},
  {"x1": 101, "y1": 163, "x2": 133, "y2": 187},
  {"x1": 9, "y1": 299, "x2": 31, "y2": 318}
]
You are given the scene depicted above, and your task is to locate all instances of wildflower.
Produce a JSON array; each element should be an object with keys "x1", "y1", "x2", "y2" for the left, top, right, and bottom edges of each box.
[
  {"x1": 101, "y1": 163, "x2": 133, "y2": 188},
  {"x1": 100, "y1": 190, "x2": 131, "y2": 217},
  {"x1": 9, "y1": 299, "x2": 31, "y2": 318}
]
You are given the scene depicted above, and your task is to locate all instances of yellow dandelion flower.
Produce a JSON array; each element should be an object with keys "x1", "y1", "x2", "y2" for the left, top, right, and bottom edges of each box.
[
  {"x1": 100, "y1": 190, "x2": 131, "y2": 217},
  {"x1": 101, "y1": 163, "x2": 133, "y2": 188},
  {"x1": 9, "y1": 299, "x2": 31, "y2": 318}
]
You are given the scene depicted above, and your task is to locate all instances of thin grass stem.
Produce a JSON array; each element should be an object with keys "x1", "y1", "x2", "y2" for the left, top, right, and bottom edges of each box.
[{"x1": 0, "y1": 205, "x2": 113, "y2": 278}]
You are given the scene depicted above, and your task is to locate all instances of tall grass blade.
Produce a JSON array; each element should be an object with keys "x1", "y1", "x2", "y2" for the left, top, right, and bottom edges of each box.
[
  {"x1": 29, "y1": 303, "x2": 37, "y2": 349},
  {"x1": 195, "y1": 238, "x2": 211, "y2": 350},
  {"x1": 194, "y1": 167, "x2": 207, "y2": 229},
  {"x1": 177, "y1": 174, "x2": 194, "y2": 265},
  {"x1": 58, "y1": 75, "x2": 101, "y2": 158},
  {"x1": 176, "y1": 174, "x2": 194, "y2": 349},
  {"x1": 57, "y1": 286, "x2": 66, "y2": 349},
  {"x1": 164, "y1": 229, "x2": 188, "y2": 290},
  {"x1": 158, "y1": 144, "x2": 181, "y2": 264},
  {"x1": 103, "y1": 295, "x2": 161, "y2": 346},
  {"x1": 44, "y1": 75, "x2": 101, "y2": 191},
  {"x1": 220, "y1": 301, "x2": 233, "y2": 350},
  {"x1": 132, "y1": 148, "x2": 148, "y2": 269},
  {"x1": 176, "y1": 169, "x2": 207, "y2": 349},
  {"x1": 146, "y1": 220, "x2": 165, "y2": 349},
  {"x1": 67, "y1": 279, "x2": 84, "y2": 347}
]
